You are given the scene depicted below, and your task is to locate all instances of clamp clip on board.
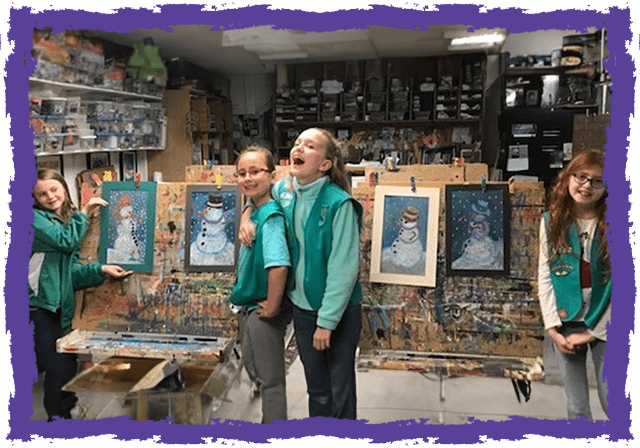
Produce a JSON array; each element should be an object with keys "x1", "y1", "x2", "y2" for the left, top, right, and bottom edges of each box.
[
  {"x1": 410, "y1": 176, "x2": 416, "y2": 193},
  {"x1": 215, "y1": 173, "x2": 222, "y2": 190},
  {"x1": 135, "y1": 172, "x2": 142, "y2": 188},
  {"x1": 480, "y1": 175, "x2": 487, "y2": 192},
  {"x1": 508, "y1": 176, "x2": 516, "y2": 195},
  {"x1": 368, "y1": 171, "x2": 379, "y2": 187}
]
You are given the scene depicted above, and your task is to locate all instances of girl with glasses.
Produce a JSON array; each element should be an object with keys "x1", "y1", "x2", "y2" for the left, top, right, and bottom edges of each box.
[
  {"x1": 538, "y1": 149, "x2": 611, "y2": 420},
  {"x1": 230, "y1": 145, "x2": 291, "y2": 423},
  {"x1": 239, "y1": 128, "x2": 362, "y2": 420}
]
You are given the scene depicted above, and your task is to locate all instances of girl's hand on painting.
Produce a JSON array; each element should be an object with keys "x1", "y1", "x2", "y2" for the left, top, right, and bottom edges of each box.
[
  {"x1": 313, "y1": 327, "x2": 332, "y2": 351},
  {"x1": 548, "y1": 327, "x2": 575, "y2": 354},
  {"x1": 102, "y1": 265, "x2": 133, "y2": 279},
  {"x1": 256, "y1": 300, "x2": 280, "y2": 319},
  {"x1": 566, "y1": 331, "x2": 596, "y2": 347},
  {"x1": 81, "y1": 197, "x2": 108, "y2": 217}
]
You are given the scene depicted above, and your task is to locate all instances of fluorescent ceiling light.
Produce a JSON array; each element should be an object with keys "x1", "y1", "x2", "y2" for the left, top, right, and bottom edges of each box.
[
  {"x1": 450, "y1": 32, "x2": 505, "y2": 46},
  {"x1": 258, "y1": 51, "x2": 309, "y2": 61}
]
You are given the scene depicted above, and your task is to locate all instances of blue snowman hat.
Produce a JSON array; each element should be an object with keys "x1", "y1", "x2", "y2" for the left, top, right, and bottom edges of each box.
[{"x1": 472, "y1": 199, "x2": 490, "y2": 216}]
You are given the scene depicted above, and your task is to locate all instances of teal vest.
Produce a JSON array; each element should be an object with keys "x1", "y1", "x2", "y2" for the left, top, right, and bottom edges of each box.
[
  {"x1": 544, "y1": 213, "x2": 611, "y2": 327},
  {"x1": 229, "y1": 201, "x2": 284, "y2": 307},
  {"x1": 284, "y1": 180, "x2": 363, "y2": 310}
]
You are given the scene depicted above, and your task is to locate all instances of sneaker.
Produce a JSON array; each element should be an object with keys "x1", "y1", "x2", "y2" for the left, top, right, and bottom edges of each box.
[{"x1": 69, "y1": 402, "x2": 88, "y2": 420}]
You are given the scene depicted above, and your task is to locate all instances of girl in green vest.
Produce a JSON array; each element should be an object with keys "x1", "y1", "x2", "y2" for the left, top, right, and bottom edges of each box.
[
  {"x1": 30, "y1": 168, "x2": 132, "y2": 421},
  {"x1": 230, "y1": 146, "x2": 291, "y2": 423},
  {"x1": 538, "y1": 150, "x2": 611, "y2": 420},
  {"x1": 240, "y1": 128, "x2": 363, "y2": 420}
]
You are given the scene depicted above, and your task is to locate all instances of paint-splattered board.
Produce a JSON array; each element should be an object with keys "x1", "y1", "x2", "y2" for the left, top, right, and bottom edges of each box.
[
  {"x1": 74, "y1": 163, "x2": 545, "y2": 376},
  {"x1": 354, "y1": 166, "x2": 546, "y2": 364},
  {"x1": 74, "y1": 181, "x2": 241, "y2": 339},
  {"x1": 57, "y1": 329, "x2": 232, "y2": 362}
]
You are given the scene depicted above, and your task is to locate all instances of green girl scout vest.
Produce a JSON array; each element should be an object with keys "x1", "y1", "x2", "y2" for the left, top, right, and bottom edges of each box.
[
  {"x1": 229, "y1": 201, "x2": 284, "y2": 307},
  {"x1": 543, "y1": 212, "x2": 611, "y2": 327},
  {"x1": 284, "y1": 179, "x2": 363, "y2": 310}
]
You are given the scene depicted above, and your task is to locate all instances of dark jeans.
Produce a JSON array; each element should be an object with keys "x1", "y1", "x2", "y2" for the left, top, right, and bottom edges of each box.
[
  {"x1": 292, "y1": 302, "x2": 362, "y2": 420},
  {"x1": 30, "y1": 308, "x2": 78, "y2": 421}
]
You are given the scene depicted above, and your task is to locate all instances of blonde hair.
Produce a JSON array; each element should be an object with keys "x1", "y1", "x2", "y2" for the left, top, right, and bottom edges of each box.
[
  {"x1": 236, "y1": 144, "x2": 276, "y2": 173},
  {"x1": 33, "y1": 168, "x2": 76, "y2": 224},
  {"x1": 546, "y1": 149, "x2": 610, "y2": 275},
  {"x1": 307, "y1": 128, "x2": 351, "y2": 194}
]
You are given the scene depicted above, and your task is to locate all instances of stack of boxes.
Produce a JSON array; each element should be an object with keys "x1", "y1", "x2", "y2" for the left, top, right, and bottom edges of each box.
[
  {"x1": 388, "y1": 78, "x2": 410, "y2": 121},
  {"x1": 275, "y1": 85, "x2": 296, "y2": 123},
  {"x1": 30, "y1": 95, "x2": 165, "y2": 154},
  {"x1": 296, "y1": 80, "x2": 318, "y2": 122},
  {"x1": 366, "y1": 76, "x2": 386, "y2": 121},
  {"x1": 460, "y1": 60, "x2": 483, "y2": 120},
  {"x1": 32, "y1": 30, "x2": 107, "y2": 87},
  {"x1": 342, "y1": 80, "x2": 363, "y2": 122},
  {"x1": 319, "y1": 79, "x2": 343, "y2": 122},
  {"x1": 436, "y1": 75, "x2": 459, "y2": 120},
  {"x1": 412, "y1": 77, "x2": 436, "y2": 120},
  {"x1": 30, "y1": 30, "x2": 168, "y2": 154}
]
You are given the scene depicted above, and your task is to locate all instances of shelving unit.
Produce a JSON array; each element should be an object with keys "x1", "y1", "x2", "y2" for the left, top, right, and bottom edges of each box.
[
  {"x1": 29, "y1": 78, "x2": 163, "y2": 101},
  {"x1": 273, "y1": 55, "x2": 486, "y2": 161},
  {"x1": 146, "y1": 85, "x2": 233, "y2": 182},
  {"x1": 498, "y1": 42, "x2": 609, "y2": 186},
  {"x1": 29, "y1": 77, "x2": 166, "y2": 157},
  {"x1": 502, "y1": 65, "x2": 600, "y2": 110}
]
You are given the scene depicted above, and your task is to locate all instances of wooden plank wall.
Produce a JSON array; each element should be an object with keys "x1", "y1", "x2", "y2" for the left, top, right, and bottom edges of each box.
[{"x1": 75, "y1": 163, "x2": 545, "y2": 359}]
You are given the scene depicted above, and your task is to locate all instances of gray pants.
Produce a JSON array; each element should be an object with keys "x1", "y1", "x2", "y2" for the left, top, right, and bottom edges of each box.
[
  {"x1": 239, "y1": 307, "x2": 291, "y2": 423},
  {"x1": 555, "y1": 323, "x2": 608, "y2": 420}
]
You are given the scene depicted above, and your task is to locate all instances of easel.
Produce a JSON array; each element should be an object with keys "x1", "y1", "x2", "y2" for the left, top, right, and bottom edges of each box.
[{"x1": 351, "y1": 163, "x2": 545, "y2": 406}]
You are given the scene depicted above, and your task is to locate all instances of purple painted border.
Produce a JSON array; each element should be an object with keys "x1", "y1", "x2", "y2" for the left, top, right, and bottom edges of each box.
[{"x1": 5, "y1": 4, "x2": 634, "y2": 444}]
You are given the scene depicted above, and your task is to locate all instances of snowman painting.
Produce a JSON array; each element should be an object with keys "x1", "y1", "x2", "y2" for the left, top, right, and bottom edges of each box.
[
  {"x1": 451, "y1": 198, "x2": 503, "y2": 270},
  {"x1": 380, "y1": 205, "x2": 426, "y2": 275},
  {"x1": 107, "y1": 194, "x2": 142, "y2": 264},
  {"x1": 188, "y1": 193, "x2": 235, "y2": 267}
]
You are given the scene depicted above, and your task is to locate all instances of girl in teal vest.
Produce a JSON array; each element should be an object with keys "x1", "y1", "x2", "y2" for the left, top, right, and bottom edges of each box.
[
  {"x1": 230, "y1": 146, "x2": 291, "y2": 423},
  {"x1": 30, "y1": 169, "x2": 131, "y2": 421},
  {"x1": 240, "y1": 128, "x2": 363, "y2": 420},
  {"x1": 538, "y1": 150, "x2": 611, "y2": 420}
]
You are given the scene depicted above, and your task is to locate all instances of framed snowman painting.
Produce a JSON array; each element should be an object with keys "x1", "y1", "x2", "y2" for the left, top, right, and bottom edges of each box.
[
  {"x1": 445, "y1": 184, "x2": 510, "y2": 277},
  {"x1": 99, "y1": 181, "x2": 157, "y2": 273},
  {"x1": 369, "y1": 185, "x2": 440, "y2": 287},
  {"x1": 184, "y1": 185, "x2": 241, "y2": 272}
]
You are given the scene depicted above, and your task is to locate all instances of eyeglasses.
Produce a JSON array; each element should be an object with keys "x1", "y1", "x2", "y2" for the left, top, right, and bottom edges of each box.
[
  {"x1": 572, "y1": 172, "x2": 605, "y2": 189},
  {"x1": 234, "y1": 168, "x2": 270, "y2": 179}
]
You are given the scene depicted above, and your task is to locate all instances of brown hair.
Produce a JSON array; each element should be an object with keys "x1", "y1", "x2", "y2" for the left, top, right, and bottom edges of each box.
[
  {"x1": 546, "y1": 149, "x2": 609, "y2": 274},
  {"x1": 307, "y1": 127, "x2": 351, "y2": 194},
  {"x1": 236, "y1": 144, "x2": 276, "y2": 173},
  {"x1": 33, "y1": 168, "x2": 77, "y2": 224}
]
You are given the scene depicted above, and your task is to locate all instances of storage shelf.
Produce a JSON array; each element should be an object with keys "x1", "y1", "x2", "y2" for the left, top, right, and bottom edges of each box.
[
  {"x1": 505, "y1": 66, "x2": 593, "y2": 77},
  {"x1": 29, "y1": 78, "x2": 163, "y2": 101},
  {"x1": 35, "y1": 147, "x2": 164, "y2": 157},
  {"x1": 275, "y1": 119, "x2": 481, "y2": 128}
]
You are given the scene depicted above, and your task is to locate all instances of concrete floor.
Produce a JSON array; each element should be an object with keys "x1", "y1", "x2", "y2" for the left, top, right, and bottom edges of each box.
[{"x1": 31, "y1": 336, "x2": 608, "y2": 424}]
